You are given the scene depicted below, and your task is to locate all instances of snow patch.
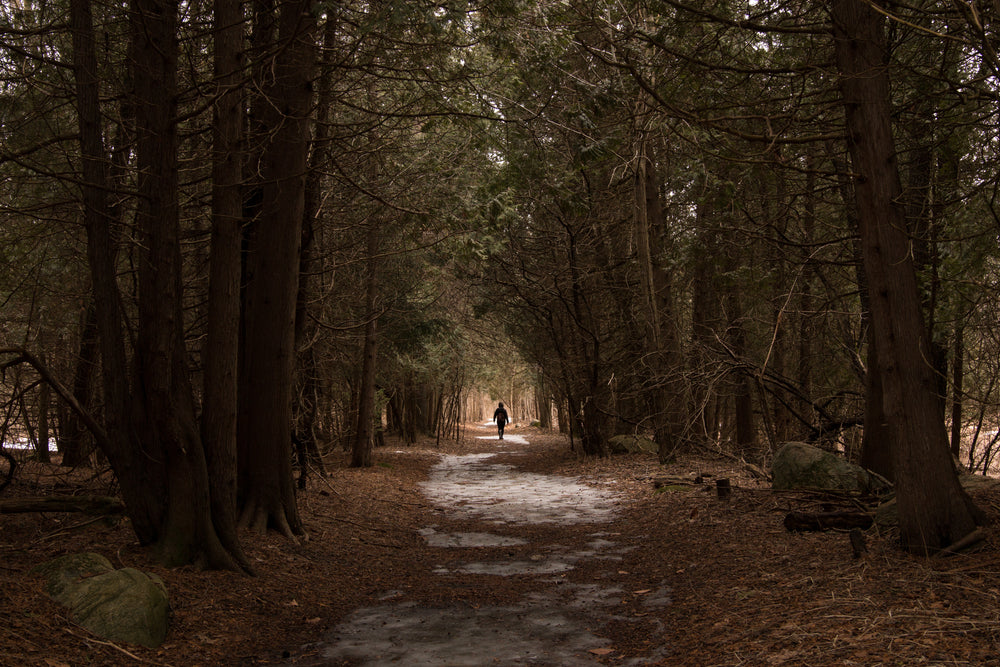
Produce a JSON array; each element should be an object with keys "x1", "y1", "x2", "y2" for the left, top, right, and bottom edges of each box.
[
  {"x1": 321, "y1": 603, "x2": 607, "y2": 666},
  {"x1": 417, "y1": 526, "x2": 527, "y2": 548},
  {"x1": 419, "y1": 453, "x2": 618, "y2": 524}
]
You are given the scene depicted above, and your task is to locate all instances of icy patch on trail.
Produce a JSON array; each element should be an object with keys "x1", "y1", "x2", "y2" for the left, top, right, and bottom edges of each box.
[
  {"x1": 417, "y1": 526, "x2": 527, "y2": 548},
  {"x1": 309, "y1": 440, "x2": 656, "y2": 667},
  {"x1": 321, "y1": 603, "x2": 608, "y2": 666},
  {"x1": 476, "y1": 433, "x2": 529, "y2": 445},
  {"x1": 434, "y1": 533, "x2": 632, "y2": 577},
  {"x1": 433, "y1": 558, "x2": 574, "y2": 576},
  {"x1": 420, "y1": 453, "x2": 618, "y2": 525}
]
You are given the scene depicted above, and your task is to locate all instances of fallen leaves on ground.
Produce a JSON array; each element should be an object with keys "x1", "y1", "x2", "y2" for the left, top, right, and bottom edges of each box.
[{"x1": 2, "y1": 426, "x2": 1000, "y2": 666}]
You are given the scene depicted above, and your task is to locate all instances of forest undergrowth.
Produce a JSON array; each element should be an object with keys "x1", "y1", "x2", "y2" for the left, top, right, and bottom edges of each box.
[{"x1": 2, "y1": 425, "x2": 1000, "y2": 666}]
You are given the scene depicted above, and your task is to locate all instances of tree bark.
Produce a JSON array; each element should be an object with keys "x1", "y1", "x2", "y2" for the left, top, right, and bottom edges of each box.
[
  {"x1": 60, "y1": 303, "x2": 98, "y2": 467},
  {"x1": 202, "y1": 0, "x2": 249, "y2": 568},
  {"x1": 727, "y1": 293, "x2": 757, "y2": 454},
  {"x1": 130, "y1": 0, "x2": 239, "y2": 569},
  {"x1": 831, "y1": 0, "x2": 980, "y2": 554},
  {"x1": 352, "y1": 222, "x2": 380, "y2": 469},
  {"x1": 239, "y1": 0, "x2": 317, "y2": 536},
  {"x1": 830, "y1": 143, "x2": 893, "y2": 477},
  {"x1": 635, "y1": 138, "x2": 687, "y2": 463},
  {"x1": 950, "y1": 324, "x2": 964, "y2": 459},
  {"x1": 69, "y1": 0, "x2": 128, "y2": 446},
  {"x1": 689, "y1": 175, "x2": 724, "y2": 445},
  {"x1": 70, "y1": 0, "x2": 161, "y2": 542},
  {"x1": 34, "y1": 353, "x2": 51, "y2": 463},
  {"x1": 293, "y1": 13, "x2": 338, "y2": 487}
]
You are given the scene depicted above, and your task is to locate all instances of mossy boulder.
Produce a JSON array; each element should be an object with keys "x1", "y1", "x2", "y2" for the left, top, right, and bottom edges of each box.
[
  {"x1": 35, "y1": 552, "x2": 169, "y2": 648},
  {"x1": 772, "y1": 442, "x2": 889, "y2": 494},
  {"x1": 608, "y1": 434, "x2": 658, "y2": 455}
]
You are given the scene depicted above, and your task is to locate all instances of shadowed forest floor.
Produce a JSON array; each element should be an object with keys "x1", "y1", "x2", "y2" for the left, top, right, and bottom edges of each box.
[{"x1": 3, "y1": 424, "x2": 1000, "y2": 666}]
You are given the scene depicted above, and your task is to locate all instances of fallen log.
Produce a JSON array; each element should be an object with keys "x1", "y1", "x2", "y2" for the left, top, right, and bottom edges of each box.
[
  {"x1": 652, "y1": 476, "x2": 701, "y2": 489},
  {"x1": 0, "y1": 496, "x2": 125, "y2": 516},
  {"x1": 783, "y1": 510, "x2": 873, "y2": 532}
]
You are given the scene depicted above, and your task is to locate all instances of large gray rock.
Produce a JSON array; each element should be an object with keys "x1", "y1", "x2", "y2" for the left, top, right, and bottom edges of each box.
[
  {"x1": 772, "y1": 442, "x2": 888, "y2": 494},
  {"x1": 607, "y1": 434, "x2": 658, "y2": 455},
  {"x1": 35, "y1": 552, "x2": 169, "y2": 648}
]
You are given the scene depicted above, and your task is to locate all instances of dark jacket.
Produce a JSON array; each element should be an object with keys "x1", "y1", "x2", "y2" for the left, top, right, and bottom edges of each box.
[{"x1": 493, "y1": 406, "x2": 509, "y2": 426}]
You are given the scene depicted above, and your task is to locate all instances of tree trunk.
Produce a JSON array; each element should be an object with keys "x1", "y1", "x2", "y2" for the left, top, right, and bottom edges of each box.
[
  {"x1": 950, "y1": 324, "x2": 964, "y2": 459},
  {"x1": 635, "y1": 139, "x2": 687, "y2": 463},
  {"x1": 239, "y1": 0, "x2": 316, "y2": 536},
  {"x1": 727, "y1": 293, "x2": 757, "y2": 454},
  {"x1": 60, "y1": 303, "x2": 98, "y2": 467},
  {"x1": 202, "y1": 0, "x2": 248, "y2": 568},
  {"x1": 35, "y1": 359, "x2": 50, "y2": 463},
  {"x1": 293, "y1": 13, "x2": 338, "y2": 486},
  {"x1": 351, "y1": 223, "x2": 380, "y2": 468},
  {"x1": 534, "y1": 384, "x2": 551, "y2": 429},
  {"x1": 70, "y1": 0, "x2": 128, "y2": 442},
  {"x1": 831, "y1": 0, "x2": 980, "y2": 554},
  {"x1": 71, "y1": 0, "x2": 157, "y2": 540},
  {"x1": 402, "y1": 375, "x2": 418, "y2": 444},
  {"x1": 830, "y1": 143, "x2": 893, "y2": 476},
  {"x1": 689, "y1": 176, "x2": 724, "y2": 446},
  {"x1": 797, "y1": 160, "x2": 817, "y2": 443},
  {"x1": 129, "y1": 0, "x2": 239, "y2": 569}
]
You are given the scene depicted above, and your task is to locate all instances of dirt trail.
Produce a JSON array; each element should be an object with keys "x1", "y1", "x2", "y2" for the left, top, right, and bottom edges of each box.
[
  {"x1": 304, "y1": 427, "x2": 671, "y2": 666},
  {"x1": 6, "y1": 423, "x2": 1000, "y2": 666}
]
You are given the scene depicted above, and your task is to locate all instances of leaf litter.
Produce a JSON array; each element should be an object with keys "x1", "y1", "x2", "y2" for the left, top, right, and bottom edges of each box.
[{"x1": 2, "y1": 423, "x2": 1000, "y2": 665}]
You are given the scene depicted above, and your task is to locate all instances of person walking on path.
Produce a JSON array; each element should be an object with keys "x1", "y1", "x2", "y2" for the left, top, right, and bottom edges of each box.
[{"x1": 493, "y1": 402, "x2": 509, "y2": 440}]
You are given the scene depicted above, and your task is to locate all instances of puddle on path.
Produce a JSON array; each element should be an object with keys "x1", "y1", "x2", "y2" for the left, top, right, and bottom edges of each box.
[{"x1": 312, "y1": 438, "x2": 669, "y2": 666}]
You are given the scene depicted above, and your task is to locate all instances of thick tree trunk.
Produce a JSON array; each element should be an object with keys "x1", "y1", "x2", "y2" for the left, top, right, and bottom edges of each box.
[
  {"x1": 202, "y1": 0, "x2": 249, "y2": 568},
  {"x1": 534, "y1": 385, "x2": 551, "y2": 429},
  {"x1": 832, "y1": 0, "x2": 980, "y2": 554},
  {"x1": 71, "y1": 0, "x2": 159, "y2": 540},
  {"x1": 239, "y1": 0, "x2": 316, "y2": 536},
  {"x1": 70, "y1": 0, "x2": 242, "y2": 570},
  {"x1": 860, "y1": 339, "x2": 894, "y2": 478},
  {"x1": 130, "y1": 0, "x2": 238, "y2": 570}
]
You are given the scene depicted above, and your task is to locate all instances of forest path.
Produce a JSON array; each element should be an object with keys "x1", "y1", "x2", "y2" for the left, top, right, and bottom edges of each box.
[{"x1": 307, "y1": 424, "x2": 671, "y2": 666}]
